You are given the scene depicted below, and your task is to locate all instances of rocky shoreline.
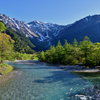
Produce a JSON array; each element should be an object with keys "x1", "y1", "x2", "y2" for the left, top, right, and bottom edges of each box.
[
  {"x1": 57, "y1": 64, "x2": 100, "y2": 73},
  {"x1": 12, "y1": 60, "x2": 40, "y2": 64},
  {"x1": 71, "y1": 68, "x2": 100, "y2": 73},
  {"x1": 14, "y1": 60, "x2": 100, "y2": 73},
  {"x1": 0, "y1": 71, "x2": 22, "y2": 86}
]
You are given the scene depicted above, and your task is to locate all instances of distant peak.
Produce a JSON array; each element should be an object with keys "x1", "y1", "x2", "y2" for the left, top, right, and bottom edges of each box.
[{"x1": 34, "y1": 20, "x2": 41, "y2": 23}]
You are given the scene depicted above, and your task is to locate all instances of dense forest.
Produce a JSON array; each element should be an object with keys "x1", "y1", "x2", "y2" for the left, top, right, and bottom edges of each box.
[{"x1": 38, "y1": 36, "x2": 100, "y2": 68}]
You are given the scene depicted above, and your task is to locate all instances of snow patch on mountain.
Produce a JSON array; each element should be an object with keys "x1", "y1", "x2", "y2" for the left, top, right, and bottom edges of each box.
[
  {"x1": 36, "y1": 31, "x2": 45, "y2": 41},
  {"x1": 12, "y1": 19, "x2": 20, "y2": 29},
  {"x1": 5, "y1": 20, "x2": 8, "y2": 24},
  {"x1": 0, "y1": 14, "x2": 66, "y2": 42},
  {"x1": 28, "y1": 20, "x2": 66, "y2": 41}
]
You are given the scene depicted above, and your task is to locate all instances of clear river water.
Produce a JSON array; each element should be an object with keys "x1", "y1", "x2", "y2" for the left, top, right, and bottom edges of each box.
[{"x1": 0, "y1": 60, "x2": 100, "y2": 100}]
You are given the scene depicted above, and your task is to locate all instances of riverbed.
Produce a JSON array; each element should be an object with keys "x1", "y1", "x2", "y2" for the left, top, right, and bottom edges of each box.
[{"x1": 0, "y1": 60, "x2": 100, "y2": 100}]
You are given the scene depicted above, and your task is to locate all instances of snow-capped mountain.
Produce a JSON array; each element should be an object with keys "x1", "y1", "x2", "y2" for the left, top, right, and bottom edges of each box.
[
  {"x1": 2, "y1": 13, "x2": 100, "y2": 51},
  {"x1": 28, "y1": 21, "x2": 65, "y2": 41},
  {"x1": 0, "y1": 14, "x2": 38, "y2": 38},
  {"x1": 0, "y1": 14, "x2": 66, "y2": 42}
]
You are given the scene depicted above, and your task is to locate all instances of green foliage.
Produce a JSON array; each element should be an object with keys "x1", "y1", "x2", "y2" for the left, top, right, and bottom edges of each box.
[
  {"x1": 38, "y1": 51, "x2": 45, "y2": 62},
  {"x1": 12, "y1": 52, "x2": 37, "y2": 60},
  {"x1": 0, "y1": 22, "x2": 6, "y2": 32},
  {"x1": 85, "y1": 42, "x2": 100, "y2": 67},
  {"x1": 0, "y1": 63, "x2": 8, "y2": 67},
  {"x1": 55, "y1": 41, "x2": 64, "y2": 64},
  {"x1": 0, "y1": 33, "x2": 15, "y2": 64},
  {"x1": 38, "y1": 36, "x2": 100, "y2": 68},
  {"x1": 0, "y1": 64, "x2": 13, "y2": 74},
  {"x1": 38, "y1": 40, "x2": 79, "y2": 65},
  {"x1": 73, "y1": 39, "x2": 78, "y2": 47},
  {"x1": 10, "y1": 52, "x2": 37, "y2": 60},
  {"x1": 79, "y1": 36, "x2": 93, "y2": 65},
  {"x1": 31, "y1": 53, "x2": 38, "y2": 60}
]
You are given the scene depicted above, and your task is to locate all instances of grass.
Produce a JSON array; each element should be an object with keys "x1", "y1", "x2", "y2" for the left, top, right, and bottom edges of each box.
[{"x1": 0, "y1": 63, "x2": 13, "y2": 75}]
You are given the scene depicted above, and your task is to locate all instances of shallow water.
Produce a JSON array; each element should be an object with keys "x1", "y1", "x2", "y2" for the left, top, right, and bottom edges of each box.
[{"x1": 0, "y1": 61, "x2": 100, "y2": 100}]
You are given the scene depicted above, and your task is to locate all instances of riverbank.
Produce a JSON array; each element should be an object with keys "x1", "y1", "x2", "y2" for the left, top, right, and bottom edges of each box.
[
  {"x1": 71, "y1": 68, "x2": 100, "y2": 73},
  {"x1": 0, "y1": 64, "x2": 13, "y2": 75},
  {"x1": 0, "y1": 71, "x2": 22, "y2": 86},
  {"x1": 13, "y1": 60, "x2": 40, "y2": 64},
  {"x1": 0, "y1": 60, "x2": 40, "y2": 86},
  {"x1": 14, "y1": 60, "x2": 100, "y2": 73},
  {"x1": 56, "y1": 64, "x2": 100, "y2": 73},
  {"x1": 0, "y1": 62, "x2": 21, "y2": 86}
]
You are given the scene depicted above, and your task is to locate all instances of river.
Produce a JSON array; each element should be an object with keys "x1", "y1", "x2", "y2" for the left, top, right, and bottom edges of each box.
[{"x1": 0, "y1": 60, "x2": 100, "y2": 100}]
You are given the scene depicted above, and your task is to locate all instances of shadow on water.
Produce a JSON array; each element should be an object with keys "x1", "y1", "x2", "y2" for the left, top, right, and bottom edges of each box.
[
  {"x1": 74, "y1": 72, "x2": 100, "y2": 77},
  {"x1": 13, "y1": 65, "x2": 60, "y2": 70},
  {"x1": 75, "y1": 72, "x2": 100, "y2": 85},
  {"x1": 33, "y1": 66, "x2": 100, "y2": 99},
  {"x1": 34, "y1": 70, "x2": 78, "y2": 84},
  {"x1": 10, "y1": 62, "x2": 60, "y2": 70}
]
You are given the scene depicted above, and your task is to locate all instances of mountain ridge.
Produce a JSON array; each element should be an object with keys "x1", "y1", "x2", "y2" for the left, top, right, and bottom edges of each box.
[
  {"x1": 1, "y1": 13, "x2": 100, "y2": 50},
  {"x1": 53, "y1": 14, "x2": 100, "y2": 45},
  {"x1": 0, "y1": 14, "x2": 66, "y2": 41}
]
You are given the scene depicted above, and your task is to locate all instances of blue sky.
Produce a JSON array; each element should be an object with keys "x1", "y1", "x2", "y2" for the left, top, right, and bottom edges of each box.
[{"x1": 1, "y1": 0, "x2": 100, "y2": 25}]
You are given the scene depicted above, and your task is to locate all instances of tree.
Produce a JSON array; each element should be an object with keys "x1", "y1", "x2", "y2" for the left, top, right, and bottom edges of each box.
[
  {"x1": 0, "y1": 22, "x2": 15, "y2": 64},
  {"x1": 62, "y1": 40, "x2": 78, "y2": 65},
  {"x1": 63, "y1": 40, "x2": 73, "y2": 55},
  {"x1": 87, "y1": 42, "x2": 100, "y2": 67},
  {"x1": 0, "y1": 33, "x2": 14, "y2": 64},
  {"x1": 55, "y1": 41, "x2": 64, "y2": 64},
  {"x1": 73, "y1": 39, "x2": 78, "y2": 47},
  {"x1": 44, "y1": 46, "x2": 56, "y2": 63},
  {"x1": 79, "y1": 36, "x2": 93, "y2": 65},
  {"x1": 38, "y1": 51, "x2": 45, "y2": 62},
  {"x1": 72, "y1": 39, "x2": 81, "y2": 61}
]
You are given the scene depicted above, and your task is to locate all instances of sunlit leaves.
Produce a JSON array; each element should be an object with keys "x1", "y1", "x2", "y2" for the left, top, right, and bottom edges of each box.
[
  {"x1": 0, "y1": 22, "x2": 6, "y2": 32},
  {"x1": 0, "y1": 33, "x2": 15, "y2": 63}
]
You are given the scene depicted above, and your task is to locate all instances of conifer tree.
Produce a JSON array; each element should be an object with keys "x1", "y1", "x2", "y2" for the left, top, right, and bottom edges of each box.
[
  {"x1": 55, "y1": 41, "x2": 63, "y2": 64},
  {"x1": 79, "y1": 36, "x2": 93, "y2": 65}
]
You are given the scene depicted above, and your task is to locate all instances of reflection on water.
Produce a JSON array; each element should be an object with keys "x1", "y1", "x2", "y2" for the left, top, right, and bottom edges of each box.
[{"x1": 0, "y1": 61, "x2": 100, "y2": 100}]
